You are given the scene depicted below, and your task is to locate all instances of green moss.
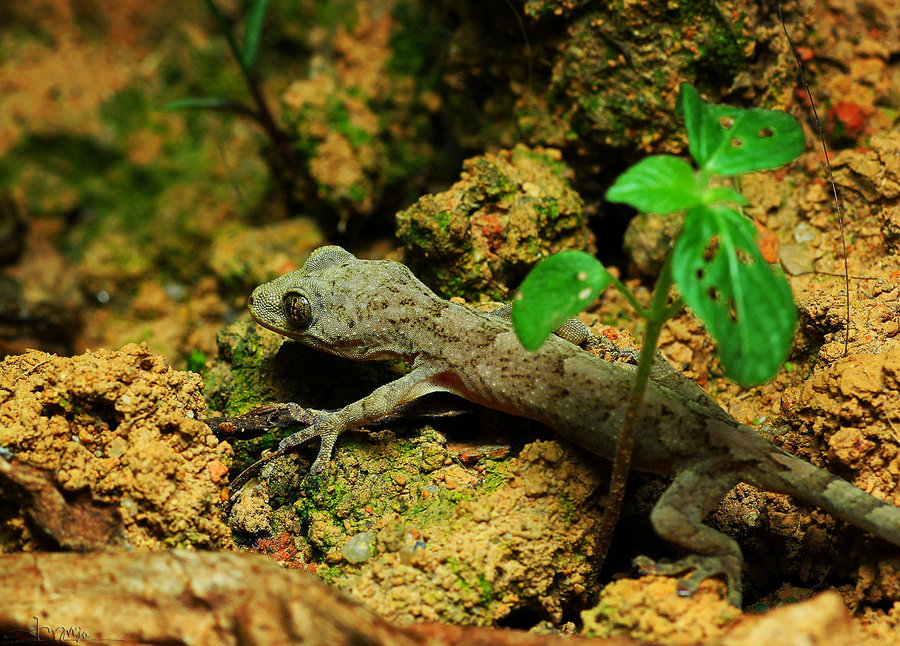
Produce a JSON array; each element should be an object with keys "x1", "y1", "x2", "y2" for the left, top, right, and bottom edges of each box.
[
  {"x1": 561, "y1": 493, "x2": 577, "y2": 524},
  {"x1": 524, "y1": 0, "x2": 592, "y2": 19},
  {"x1": 478, "y1": 459, "x2": 511, "y2": 495},
  {"x1": 387, "y1": 2, "x2": 444, "y2": 88},
  {"x1": 600, "y1": 307, "x2": 633, "y2": 328},
  {"x1": 543, "y1": 0, "x2": 786, "y2": 152},
  {"x1": 186, "y1": 349, "x2": 207, "y2": 374},
  {"x1": 468, "y1": 158, "x2": 516, "y2": 200},
  {"x1": 431, "y1": 269, "x2": 468, "y2": 299},
  {"x1": 326, "y1": 96, "x2": 373, "y2": 147},
  {"x1": 476, "y1": 574, "x2": 494, "y2": 606},
  {"x1": 445, "y1": 557, "x2": 494, "y2": 609},
  {"x1": 207, "y1": 324, "x2": 270, "y2": 416},
  {"x1": 537, "y1": 198, "x2": 561, "y2": 224},
  {"x1": 275, "y1": 0, "x2": 438, "y2": 227},
  {"x1": 445, "y1": 556, "x2": 470, "y2": 591},
  {"x1": 398, "y1": 202, "x2": 461, "y2": 257},
  {"x1": 2, "y1": 73, "x2": 268, "y2": 287},
  {"x1": 175, "y1": 39, "x2": 247, "y2": 101},
  {"x1": 303, "y1": 472, "x2": 352, "y2": 517},
  {"x1": 320, "y1": 564, "x2": 345, "y2": 584},
  {"x1": 691, "y1": 7, "x2": 751, "y2": 77},
  {"x1": 346, "y1": 181, "x2": 370, "y2": 205},
  {"x1": 511, "y1": 146, "x2": 568, "y2": 177}
]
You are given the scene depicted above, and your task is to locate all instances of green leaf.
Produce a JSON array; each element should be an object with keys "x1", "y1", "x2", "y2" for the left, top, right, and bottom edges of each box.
[
  {"x1": 671, "y1": 205, "x2": 796, "y2": 385},
  {"x1": 678, "y1": 83, "x2": 805, "y2": 176},
  {"x1": 680, "y1": 83, "x2": 712, "y2": 169},
  {"x1": 704, "y1": 105, "x2": 805, "y2": 175},
  {"x1": 606, "y1": 155, "x2": 703, "y2": 214},
  {"x1": 701, "y1": 186, "x2": 748, "y2": 206},
  {"x1": 512, "y1": 251, "x2": 612, "y2": 350},
  {"x1": 163, "y1": 97, "x2": 240, "y2": 111},
  {"x1": 242, "y1": 0, "x2": 270, "y2": 70}
]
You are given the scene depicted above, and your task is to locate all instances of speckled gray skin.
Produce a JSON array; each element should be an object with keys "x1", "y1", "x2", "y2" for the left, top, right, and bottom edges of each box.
[{"x1": 248, "y1": 246, "x2": 900, "y2": 606}]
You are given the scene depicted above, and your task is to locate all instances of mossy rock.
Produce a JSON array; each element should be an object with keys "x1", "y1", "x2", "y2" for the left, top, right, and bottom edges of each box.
[{"x1": 396, "y1": 144, "x2": 594, "y2": 301}]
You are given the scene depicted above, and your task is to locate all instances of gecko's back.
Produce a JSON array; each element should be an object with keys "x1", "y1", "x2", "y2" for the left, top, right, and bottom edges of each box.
[{"x1": 409, "y1": 300, "x2": 772, "y2": 474}]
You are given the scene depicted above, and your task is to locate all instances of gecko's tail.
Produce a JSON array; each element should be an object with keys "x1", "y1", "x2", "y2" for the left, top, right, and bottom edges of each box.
[{"x1": 755, "y1": 447, "x2": 900, "y2": 547}]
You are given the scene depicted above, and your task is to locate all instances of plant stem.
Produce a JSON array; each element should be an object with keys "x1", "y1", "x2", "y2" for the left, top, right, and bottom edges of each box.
[
  {"x1": 202, "y1": 0, "x2": 309, "y2": 211},
  {"x1": 203, "y1": 0, "x2": 249, "y2": 78},
  {"x1": 608, "y1": 274, "x2": 650, "y2": 320},
  {"x1": 246, "y1": 75, "x2": 300, "y2": 172},
  {"x1": 593, "y1": 252, "x2": 675, "y2": 568}
]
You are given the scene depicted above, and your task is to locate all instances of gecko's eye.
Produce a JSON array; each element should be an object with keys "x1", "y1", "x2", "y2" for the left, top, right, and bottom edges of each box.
[{"x1": 283, "y1": 293, "x2": 312, "y2": 328}]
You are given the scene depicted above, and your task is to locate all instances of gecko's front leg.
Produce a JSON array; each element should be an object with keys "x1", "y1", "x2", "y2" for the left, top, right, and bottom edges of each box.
[
  {"x1": 285, "y1": 361, "x2": 451, "y2": 473},
  {"x1": 225, "y1": 360, "x2": 448, "y2": 488}
]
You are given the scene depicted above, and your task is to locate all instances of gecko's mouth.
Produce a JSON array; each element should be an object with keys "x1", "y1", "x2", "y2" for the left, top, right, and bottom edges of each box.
[
  {"x1": 246, "y1": 300, "x2": 275, "y2": 332},
  {"x1": 249, "y1": 311, "x2": 277, "y2": 333}
]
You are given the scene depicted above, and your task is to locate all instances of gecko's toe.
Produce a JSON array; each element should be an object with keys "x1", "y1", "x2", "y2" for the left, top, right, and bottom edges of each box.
[
  {"x1": 307, "y1": 430, "x2": 340, "y2": 475},
  {"x1": 276, "y1": 424, "x2": 341, "y2": 475},
  {"x1": 278, "y1": 433, "x2": 303, "y2": 452},
  {"x1": 308, "y1": 456, "x2": 327, "y2": 475},
  {"x1": 278, "y1": 424, "x2": 320, "y2": 452},
  {"x1": 634, "y1": 554, "x2": 742, "y2": 606}
]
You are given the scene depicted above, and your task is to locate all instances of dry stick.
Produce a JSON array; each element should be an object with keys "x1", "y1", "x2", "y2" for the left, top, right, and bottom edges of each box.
[
  {"x1": 593, "y1": 258, "x2": 674, "y2": 569},
  {"x1": 779, "y1": 5, "x2": 851, "y2": 354}
]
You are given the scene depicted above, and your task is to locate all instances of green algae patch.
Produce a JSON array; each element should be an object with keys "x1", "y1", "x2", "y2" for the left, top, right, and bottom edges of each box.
[
  {"x1": 396, "y1": 144, "x2": 594, "y2": 302},
  {"x1": 581, "y1": 575, "x2": 740, "y2": 642},
  {"x1": 202, "y1": 321, "x2": 285, "y2": 419},
  {"x1": 543, "y1": 1, "x2": 802, "y2": 153},
  {"x1": 335, "y1": 439, "x2": 602, "y2": 626}
]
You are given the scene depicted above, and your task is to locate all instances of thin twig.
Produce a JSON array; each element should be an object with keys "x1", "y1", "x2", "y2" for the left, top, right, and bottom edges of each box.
[{"x1": 779, "y1": 4, "x2": 851, "y2": 354}]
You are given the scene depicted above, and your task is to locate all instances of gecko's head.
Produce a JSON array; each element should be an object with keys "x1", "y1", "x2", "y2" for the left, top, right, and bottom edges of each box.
[{"x1": 247, "y1": 245, "x2": 434, "y2": 360}]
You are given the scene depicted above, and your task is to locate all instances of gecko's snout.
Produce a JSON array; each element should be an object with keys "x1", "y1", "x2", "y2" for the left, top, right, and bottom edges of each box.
[{"x1": 247, "y1": 283, "x2": 264, "y2": 312}]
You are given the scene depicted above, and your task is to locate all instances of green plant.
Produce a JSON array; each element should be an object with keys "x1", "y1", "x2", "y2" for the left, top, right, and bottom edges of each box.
[
  {"x1": 164, "y1": 0, "x2": 308, "y2": 207},
  {"x1": 511, "y1": 82, "x2": 804, "y2": 564}
]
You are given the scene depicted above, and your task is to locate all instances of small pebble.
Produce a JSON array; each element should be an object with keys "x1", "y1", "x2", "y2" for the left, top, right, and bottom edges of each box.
[{"x1": 341, "y1": 531, "x2": 375, "y2": 564}]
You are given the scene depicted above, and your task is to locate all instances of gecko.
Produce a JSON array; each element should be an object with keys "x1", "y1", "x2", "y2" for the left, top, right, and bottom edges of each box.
[{"x1": 221, "y1": 244, "x2": 900, "y2": 606}]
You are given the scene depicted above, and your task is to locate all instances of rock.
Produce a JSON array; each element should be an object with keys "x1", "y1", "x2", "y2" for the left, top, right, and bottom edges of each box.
[
  {"x1": 342, "y1": 530, "x2": 376, "y2": 563},
  {"x1": 713, "y1": 591, "x2": 858, "y2": 645},
  {"x1": 0, "y1": 344, "x2": 233, "y2": 551},
  {"x1": 396, "y1": 145, "x2": 593, "y2": 301}
]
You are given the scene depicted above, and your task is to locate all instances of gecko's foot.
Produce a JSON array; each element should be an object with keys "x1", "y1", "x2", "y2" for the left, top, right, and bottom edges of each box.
[
  {"x1": 213, "y1": 405, "x2": 333, "y2": 511},
  {"x1": 203, "y1": 403, "x2": 325, "y2": 439},
  {"x1": 222, "y1": 425, "x2": 337, "y2": 511},
  {"x1": 278, "y1": 423, "x2": 341, "y2": 476},
  {"x1": 634, "y1": 554, "x2": 742, "y2": 606}
]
